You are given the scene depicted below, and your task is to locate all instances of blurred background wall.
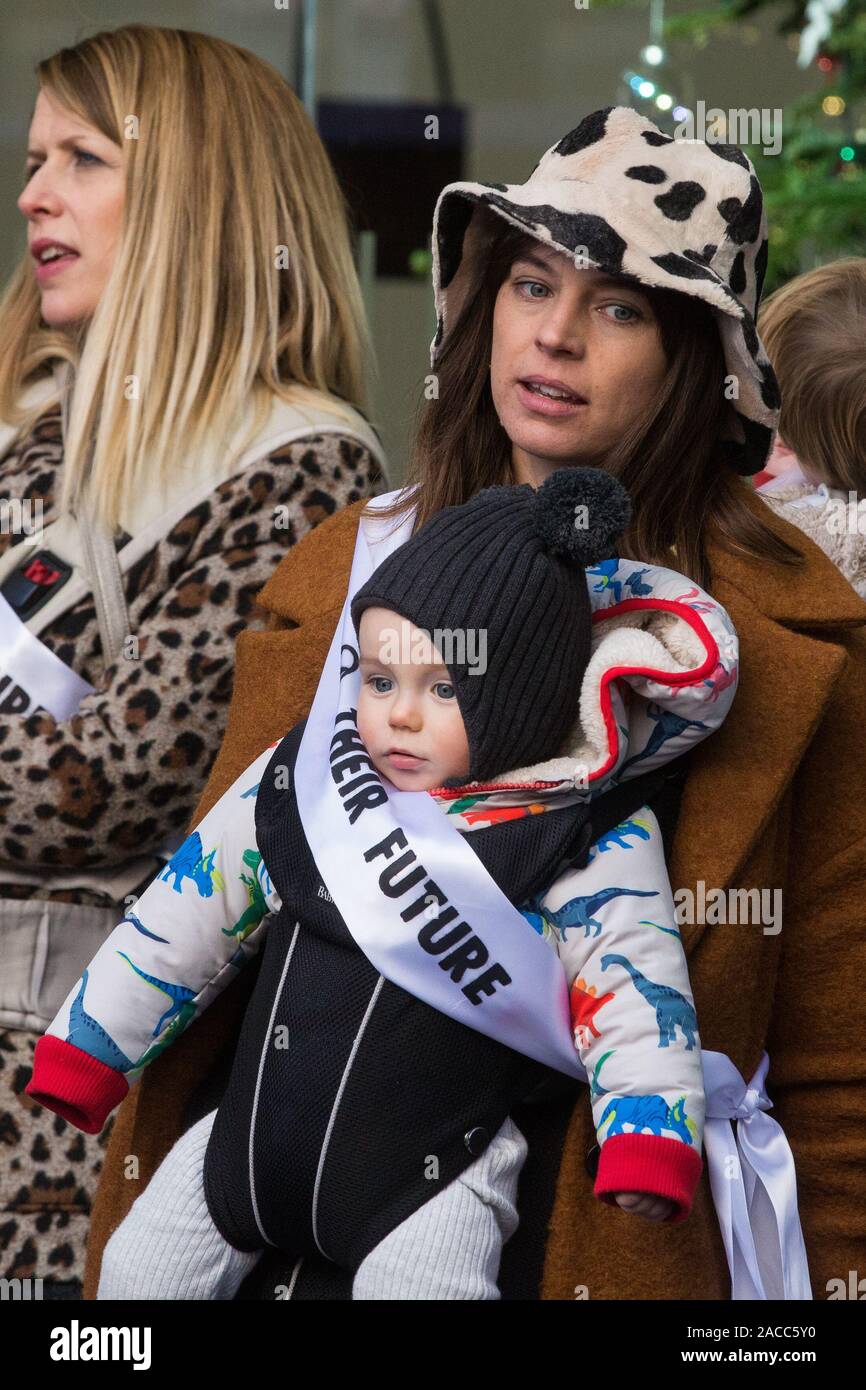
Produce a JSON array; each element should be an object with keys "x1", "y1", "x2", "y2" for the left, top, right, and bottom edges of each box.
[{"x1": 0, "y1": 1, "x2": 828, "y2": 481}]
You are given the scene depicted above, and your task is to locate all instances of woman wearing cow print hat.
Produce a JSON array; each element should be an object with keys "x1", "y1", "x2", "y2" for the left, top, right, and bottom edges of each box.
[
  {"x1": 411, "y1": 103, "x2": 787, "y2": 587},
  {"x1": 84, "y1": 106, "x2": 866, "y2": 1303}
]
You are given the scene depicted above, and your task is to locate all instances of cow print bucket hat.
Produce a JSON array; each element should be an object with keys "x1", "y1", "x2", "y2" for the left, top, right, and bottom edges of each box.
[{"x1": 429, "y1": 104, "x2": 781, "y2": 476}]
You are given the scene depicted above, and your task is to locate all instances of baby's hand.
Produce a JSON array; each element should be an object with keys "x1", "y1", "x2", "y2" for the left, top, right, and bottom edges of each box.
[{"x1": 613, "y1": 1191, "x2": 677, "y2": 1221}]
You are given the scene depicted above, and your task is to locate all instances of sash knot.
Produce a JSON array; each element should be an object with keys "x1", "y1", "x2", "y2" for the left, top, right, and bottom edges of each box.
[
  {"x1": 736, "y1": 1085, "x2": 765, "y2": 1121},
  {"x1": 702, "y1": 1048, "x2": 813, "y2": 1300}
]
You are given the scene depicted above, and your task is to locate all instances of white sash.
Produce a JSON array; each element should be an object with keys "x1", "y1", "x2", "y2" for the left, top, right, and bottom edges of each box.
[
  {"x1": 0, "y1": 591, "x2": 94, "y2": 719},
  {"x1": 294, "y1": 491, "x2": 587, "y2": 1079}
]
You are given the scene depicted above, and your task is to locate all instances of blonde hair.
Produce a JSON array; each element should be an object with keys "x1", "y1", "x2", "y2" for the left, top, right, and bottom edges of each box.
[
  {"x1": 757, "y1": 257, "x2": 866, "y2": 492},
  {"x1": 0, "y1": 24, "x2": 375, "y2": 530}
]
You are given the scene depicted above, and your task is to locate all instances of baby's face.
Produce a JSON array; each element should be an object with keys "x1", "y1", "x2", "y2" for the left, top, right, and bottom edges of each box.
[{"x1": 356, "y1": 607, "x2": 471, "y2": 791}]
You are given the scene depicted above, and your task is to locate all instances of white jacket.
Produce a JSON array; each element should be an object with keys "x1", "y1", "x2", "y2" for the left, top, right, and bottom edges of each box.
[{"x1": 758, "y1": 465, "x2": 866, "y2": 600}]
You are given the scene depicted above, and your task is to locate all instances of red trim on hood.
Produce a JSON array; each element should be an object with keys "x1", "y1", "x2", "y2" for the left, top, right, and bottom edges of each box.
[
  {"x1": 428, "y1": 777, "x2": 566, "y2": 796},
  {"x1": 588, "y1": 598, "x2": 719, "y2": 784},
  {"x1": 429, "y1": 597, "x2": 720, "y2": 797}
]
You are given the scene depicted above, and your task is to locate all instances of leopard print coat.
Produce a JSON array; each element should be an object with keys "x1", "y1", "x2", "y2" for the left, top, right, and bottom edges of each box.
[{"x1": 0, "y1": 405, "x2": 385, "y2": 1295}]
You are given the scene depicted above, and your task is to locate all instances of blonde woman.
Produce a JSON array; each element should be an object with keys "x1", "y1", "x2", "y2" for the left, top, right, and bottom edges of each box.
[{"x1": 0, "y1": 24, "x2": 387, "y2": 1296}]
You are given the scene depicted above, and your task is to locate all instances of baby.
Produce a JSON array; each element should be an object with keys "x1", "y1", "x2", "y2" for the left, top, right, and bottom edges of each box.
[{"x1": 27, "y1": 467, "x2": 739, "y2": 1300}]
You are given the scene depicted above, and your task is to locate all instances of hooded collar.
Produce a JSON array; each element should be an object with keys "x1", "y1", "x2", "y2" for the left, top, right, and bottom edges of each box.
[{"x1": 430, "y1": 549, "x2": 738, "y2": 818}]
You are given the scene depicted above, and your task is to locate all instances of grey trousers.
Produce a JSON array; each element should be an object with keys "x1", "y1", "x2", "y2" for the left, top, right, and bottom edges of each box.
[{"x1": 97, "y1": 1107, "x2": 528, "y2": 1301}]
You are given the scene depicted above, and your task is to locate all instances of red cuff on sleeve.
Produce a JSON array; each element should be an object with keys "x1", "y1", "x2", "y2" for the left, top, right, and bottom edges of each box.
[
  {"x1": 25, "y1": 1034, "x2": 129, "y2": 1134},
  {"x1": 594, "y1": 1133, "x2": 703, "y2": 1224}
]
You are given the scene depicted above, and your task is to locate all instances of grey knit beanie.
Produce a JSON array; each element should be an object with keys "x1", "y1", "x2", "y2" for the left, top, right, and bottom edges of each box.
[{"x1": 351, "y1": 467, "x2": 631, "y2": 787}]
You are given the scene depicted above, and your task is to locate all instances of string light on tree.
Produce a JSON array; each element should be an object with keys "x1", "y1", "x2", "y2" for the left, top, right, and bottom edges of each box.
[
  {"x1": 620, "y1": 1, "x2": 691, "y2": 126},
  {"x1": 607, "y1": 0, "x2": 866, "y2": 290}
]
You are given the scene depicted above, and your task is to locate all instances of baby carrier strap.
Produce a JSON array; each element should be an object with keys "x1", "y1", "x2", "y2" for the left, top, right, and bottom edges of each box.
[
  {"x1": 590, "y1": 752, "x2": 690, "y2": 862},
  {"x1": 518, "y1": 752, "x2": 691, "y2": 906}
]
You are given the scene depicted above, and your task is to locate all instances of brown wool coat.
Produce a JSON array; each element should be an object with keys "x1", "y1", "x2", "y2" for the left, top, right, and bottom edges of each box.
[{"x1": 83, "y1": 488, "x2": 866, "y2": 1300}]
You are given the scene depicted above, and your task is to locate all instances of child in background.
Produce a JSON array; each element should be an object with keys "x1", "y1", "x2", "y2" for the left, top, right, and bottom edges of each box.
[
  {"x1": 756, "y1": 257, "x2": 866, "y2": 600},
  {"x1": 27, "y1": 468, "x2": 740, "y2": 1300}
]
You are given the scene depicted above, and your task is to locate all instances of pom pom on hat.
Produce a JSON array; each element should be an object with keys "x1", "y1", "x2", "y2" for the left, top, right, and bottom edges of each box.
[{"x1": 533, "y1": 466, "x2": 632, "y2": 567}]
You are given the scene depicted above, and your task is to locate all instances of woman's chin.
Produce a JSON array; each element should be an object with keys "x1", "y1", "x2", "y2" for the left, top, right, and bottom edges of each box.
[
  {"x1": 513, "y1": 434, "x2": 604, "y2": 476},
  {"x1": 507, "y1": 416, "x2": 599, "y2": 467},
  {"x1": 38, "y1": 298, "x2": 91, "y2": 329}
]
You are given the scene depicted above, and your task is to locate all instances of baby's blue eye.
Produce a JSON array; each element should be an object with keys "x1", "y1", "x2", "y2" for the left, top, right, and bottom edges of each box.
[
  {"x1": 434, "y1": 682, "x2": 455, "y2": 699},
  {"x1": 369, "y1": 675, "x2": 392, "y2": 693}
]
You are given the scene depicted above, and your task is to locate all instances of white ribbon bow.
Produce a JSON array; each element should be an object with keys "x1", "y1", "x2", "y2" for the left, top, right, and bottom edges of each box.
[{"x1": 702, "y1": 1049, "x2": 813, "y2": 1299}]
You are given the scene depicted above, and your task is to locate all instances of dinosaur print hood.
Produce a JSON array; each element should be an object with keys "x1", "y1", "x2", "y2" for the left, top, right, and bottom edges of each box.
[{"x1": 429, "y1": 554, "x2": 738, "y2": 831}]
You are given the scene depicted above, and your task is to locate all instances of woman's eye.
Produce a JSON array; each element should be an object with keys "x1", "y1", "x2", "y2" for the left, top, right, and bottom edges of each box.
[
  {"x1": 516, "y1": 279, "x2": 550, "y2": 300},
  {"x1": 433, "y1": 682, "x2": 456, "y2": 700},
  {"x1": 22, "y1": 148, "x2": 102, "y2": 184},
  {"x1": 601, "y1": 302, "x2": 640, "y2": 323}
]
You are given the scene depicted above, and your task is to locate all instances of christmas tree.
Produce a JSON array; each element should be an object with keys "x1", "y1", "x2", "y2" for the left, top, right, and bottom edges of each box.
[{"x1": 599, "y1": 0, "x2": 866, "y2": 293}]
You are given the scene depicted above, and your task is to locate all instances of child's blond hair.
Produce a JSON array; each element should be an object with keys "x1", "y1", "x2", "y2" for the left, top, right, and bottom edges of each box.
[{"x1": 757, "y1": 257, "x2": 866, "y2": 492}]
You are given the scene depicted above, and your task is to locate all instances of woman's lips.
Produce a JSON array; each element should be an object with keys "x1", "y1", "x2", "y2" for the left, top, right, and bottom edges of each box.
[
  {"x1": 517, "y1": 380, "x2": 588, "y2": 417},
  {"x1": 35, "y1": 253, "x2": 80, "y2": 283},
  {"x1": 386, "y1": 751, "x2": 426, "y2": 769}
]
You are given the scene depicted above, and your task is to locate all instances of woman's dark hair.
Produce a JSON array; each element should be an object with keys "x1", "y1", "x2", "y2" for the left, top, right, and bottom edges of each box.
[{"x1": 370, "y1": 221, "x2": 804, "y2": 590}]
